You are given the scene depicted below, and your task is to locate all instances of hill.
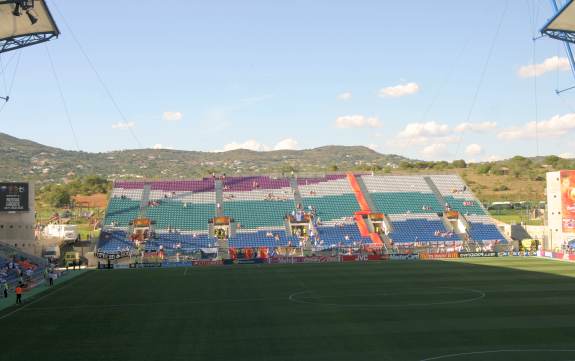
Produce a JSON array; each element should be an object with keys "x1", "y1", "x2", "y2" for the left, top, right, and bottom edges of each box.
[
  {"x1": 0, "y1": 132, "x2": 407, "y2": 183},
  {"x1": 1, "y1": 132, "x2": 569, "y2": 205}
]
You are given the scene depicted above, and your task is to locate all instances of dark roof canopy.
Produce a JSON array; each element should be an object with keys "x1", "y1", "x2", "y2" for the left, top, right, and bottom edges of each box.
[{"x1": 0, "y1": 0, "x2": 59, "y2": 53}]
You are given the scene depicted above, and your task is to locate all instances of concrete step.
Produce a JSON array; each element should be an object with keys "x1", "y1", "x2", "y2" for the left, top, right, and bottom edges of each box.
[
  {"x1": 215, "y1": 179, "x2": 224, "y2": 217},
  {"x1": 355, "y1": 176, "x2": 376, "y2": 212},
  {"x1": 289, "y1": 177, "x2": 303, "y2": 207},
  {"x1": 139, "y1": 184, "x2": 152, "y2": 217}
]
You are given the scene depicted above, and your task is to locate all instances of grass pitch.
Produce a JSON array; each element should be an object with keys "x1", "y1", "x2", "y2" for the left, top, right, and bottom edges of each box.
[{"x1": 2, "y1": 258, "x2": 575, "y2": 361}]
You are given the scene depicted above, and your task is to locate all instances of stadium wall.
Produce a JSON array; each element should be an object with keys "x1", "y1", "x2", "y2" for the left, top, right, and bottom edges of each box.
[
  {"x1": 0, "y1": 183, "x2": 39, "y2": 256},
  {"x1": 547, "y1": 171, "x2": 574, "y2": 250}
]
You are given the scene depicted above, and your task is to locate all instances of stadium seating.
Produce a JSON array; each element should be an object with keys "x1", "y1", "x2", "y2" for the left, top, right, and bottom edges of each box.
[
  {"x1": 100, "y1": 174, "x2": 507, "y2": 253},
  {"x1": 103, "y1": 197, "x2": 140, "y2": 227},
  {"x1": 223, "y1": 176, "x2": 290, "y2": 192},
  {"x1": 360, "y1": 175, "x2": 443, "y2": 214},
  {"x1": 97, "y1": 230, "x2": 218, "y2": 255},
  {"x1": 298, "y1": 176, "x2": 361, "y2": 221},
  {"x1": 222, "y1": 178, "x2": 295, "y2": 228},
  {"x1": 225, "y1": 200, "x2": 293, "y2": 228},
  {"x1": 97, "y1": 230, "x2": 135, "y2": 253},
  {"x1": 146, "y1": 233, "x2": 218, "y2": 252},
  {"x1": 313, "y1": 224, "x2": 371, "y2": 248},
  {"x1": 370, "y1": 193, "x2": 443, "y2": 214},
  {"x1": 105, "y1": 180, "x2": 217, "y2": 231},
  {"x1": 466, "y1": 215, "x2": 506, "y2": 242},
  {"x1": 387, "y1": 214, "x2": 459, "y2": 243},
  {"x1": 228, "y1": 230, "x2": 299, "y2": 248},
  {"x1": 429, "y1": 175, "x2": 487, "y2": 215},
  {"x1": 146, "y1": 200, "x2": 215, "y2": 231}
]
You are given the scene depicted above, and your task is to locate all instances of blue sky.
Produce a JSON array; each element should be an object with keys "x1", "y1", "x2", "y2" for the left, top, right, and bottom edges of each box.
[{"x1": 0, "y1": 0, "x2": 574, "y2": 161}]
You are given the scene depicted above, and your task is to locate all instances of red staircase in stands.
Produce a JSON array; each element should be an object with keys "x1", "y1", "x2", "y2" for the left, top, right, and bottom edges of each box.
[{"x1": 347, "y1": 173, "x2": 383, "y2": 245}]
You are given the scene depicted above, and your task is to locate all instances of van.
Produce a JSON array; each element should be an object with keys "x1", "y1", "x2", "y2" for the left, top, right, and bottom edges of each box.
[
  {"x1": 42, "y1": 246, "x2": 60, "y2": 261},
  {"x1": 43, "y1": 224, "x2": 78, "y2": 242},
  {"x1": 487, "y1": 202, "x2": 513, "y2": 211},
  {"x1": 64, "y1": 251, "x2": 80, "y2": 267}
]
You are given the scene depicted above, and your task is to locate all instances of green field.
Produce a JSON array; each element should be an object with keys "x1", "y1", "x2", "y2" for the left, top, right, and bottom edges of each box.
[{"x1": 2, "y1": 258, "x2": 575, "y2": 360}]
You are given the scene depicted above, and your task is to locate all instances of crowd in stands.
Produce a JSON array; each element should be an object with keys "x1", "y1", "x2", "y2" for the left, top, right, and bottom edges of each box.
[{"x1": 0, "y1": 255, "x2": 42, "y2": 288}]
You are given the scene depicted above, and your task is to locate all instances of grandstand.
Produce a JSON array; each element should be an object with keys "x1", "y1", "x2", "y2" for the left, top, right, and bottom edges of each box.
[{"x1": 97, "y1": 173, "x2": 508, "y2": 259}]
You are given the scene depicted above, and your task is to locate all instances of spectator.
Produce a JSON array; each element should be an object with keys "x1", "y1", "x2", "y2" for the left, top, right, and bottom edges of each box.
[{"x1": 3, "y1": 280, "x2": 8, "y2": 298}]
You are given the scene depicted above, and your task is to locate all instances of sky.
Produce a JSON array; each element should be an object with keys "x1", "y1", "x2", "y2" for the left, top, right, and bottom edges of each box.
[{"x1": 0, "y1": 0, "x2": 574, "y2": 162}]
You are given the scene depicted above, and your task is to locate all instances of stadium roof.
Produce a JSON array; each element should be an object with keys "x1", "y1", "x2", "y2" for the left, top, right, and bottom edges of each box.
[
  {"x1": 542, "y1": 0, "x2": 575, "y2": 44},
  {"x1": 0, "y1": 0, "x2": 59, "y2": 53}
]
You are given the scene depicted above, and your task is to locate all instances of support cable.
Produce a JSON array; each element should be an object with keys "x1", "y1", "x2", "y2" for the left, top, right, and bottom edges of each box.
[
  {"x1": 50, "y1": 0, "x2": 142, "y2": 148},
  {"x1": 454, "y1": 0, "x2": 508, "y2": 159},
  {"x1": 0, "y1": 50, "x2": 21, "y2": 115},
  {"x1": 403, "y1": 3, "x2": 494, "y2": 156},
  {"x1": 45, "y1": 43, "x2": 81, "y2": 151},
  {"x1": 528, "y1": 0, "x2": 540, "y2": 156}
]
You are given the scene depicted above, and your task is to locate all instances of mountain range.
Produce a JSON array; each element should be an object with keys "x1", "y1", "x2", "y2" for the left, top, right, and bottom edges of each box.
[{"x1": 0, "y1": 132, "x2": 408, "y2": 183}]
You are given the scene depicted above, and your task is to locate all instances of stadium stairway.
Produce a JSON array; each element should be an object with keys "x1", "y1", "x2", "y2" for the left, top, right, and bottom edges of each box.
[
  {"x1": 424, "y1": 176, "x2": 467, "y2": 245},
  {"x1": 423, "y1": 176, "x2": 447, "y2": 210},
  {"x1": 217, "y1": 237, "x2": 229, "y2": 259},
  {"x1": 139, "y1": 184, "x2": 152, "y2": 216},
  {"x1": 289, "y1": 176, "x2": 303, "y2": 208},
  {"x1": 347, "y1": 173, "x2": 370, "y2": 212},
  {"x1": 347, "y1": 173, "x2": 383, "y2": 246},
  {"x1": 215, "y1": 179, "x2": 224, "y2": 217},
  {"x1": 284, "y1": 217, "x2": 293, "y2": 236},
  {"x1": 355, "y1": 176, "x2": 377, "y2": 211}
]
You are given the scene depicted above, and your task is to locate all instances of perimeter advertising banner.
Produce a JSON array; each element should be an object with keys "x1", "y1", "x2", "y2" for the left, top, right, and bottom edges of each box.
[
  {"x1": 419, "y1": 252, "x2": 459, "y2": 260},
  {"x1": 561, "y1": 170, "x2": 575, "y2": 232}
]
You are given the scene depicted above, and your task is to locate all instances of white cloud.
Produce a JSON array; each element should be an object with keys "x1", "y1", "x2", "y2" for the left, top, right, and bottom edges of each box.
[
  {"x1": 152, "y1": 144, "x2": 174, "y2": 150},
  {"x1": 222, "y1": 139, "x2": 271, "y2": 152},
  {"x1": 485, "y1": 154, "x2": 504, "y2": 162},
  {"x1": 497, "y1": 113, "x2": 575, "y2": 140},
  {"x1": 337, "y1": 91, "x2": 352, "y2": 101},
  {"x1": 218, "y1": 138, "x2": 300, "y2": 152},
  {"x1": 518, "y1": 56, "x2": 570, "y2": 78},
  {"x1": 465, "y1": 144, "x2": 483, "y2": 157},
  {"x1": 454, "y1": 121, "x2": 497, "y2": 133},
  {"x1": 112, "y1": 121, "x2": 135, "y2": 129},
  {"x1": 421, "y1": 143, "x2": 449, "y2": 158},
  {"x1": 397, "y1": 121, "x2": 450, "y2": 138},
  {"x1": 162, "y1": 111, "x2": 183, "y2": 122},
  {"x1": 335, "y1": 115, "x2": 381, "y2": 128},
  {"x1": 378, "y1": 82, "x2": 420, "y2": 98},
  {"x1": 274, "y1": 138, "x2": 299, "y2": 151}
]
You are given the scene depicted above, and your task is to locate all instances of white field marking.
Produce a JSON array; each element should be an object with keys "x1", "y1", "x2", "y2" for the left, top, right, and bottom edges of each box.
[
  {"x1": 0, "y1": 271, "x2": 93, "y2": 321},
  {"x1": 288, "y1": 287, "x2": 485, "y2": 308},
  {"x1": 23, "y1": 296, "x2": 290, "y2": 311},
  {"x1": 420, "y1": 349, "x2": 575, "y2": 361}
]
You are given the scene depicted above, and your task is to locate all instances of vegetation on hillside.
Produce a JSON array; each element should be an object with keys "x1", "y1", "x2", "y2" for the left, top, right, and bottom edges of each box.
[
  {"x1": 2, "y1": 132, "x2": 573, "y2": 208},
  {"x1": 37, "y1": 176, "x2": 111, "y2": 208}
]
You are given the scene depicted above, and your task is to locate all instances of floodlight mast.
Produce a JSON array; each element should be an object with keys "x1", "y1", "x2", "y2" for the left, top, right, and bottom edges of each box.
[{"x1": 549, "y1": 0, "x2": 575, "y2": 93}]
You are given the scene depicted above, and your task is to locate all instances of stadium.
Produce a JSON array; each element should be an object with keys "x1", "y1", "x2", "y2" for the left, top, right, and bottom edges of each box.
[
  {"x1": 96, "y1": 173, "x2": 506, "y2": 262},
  {"x1": 4, "y1": 1, "x2": 575, "y2": 361}
]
